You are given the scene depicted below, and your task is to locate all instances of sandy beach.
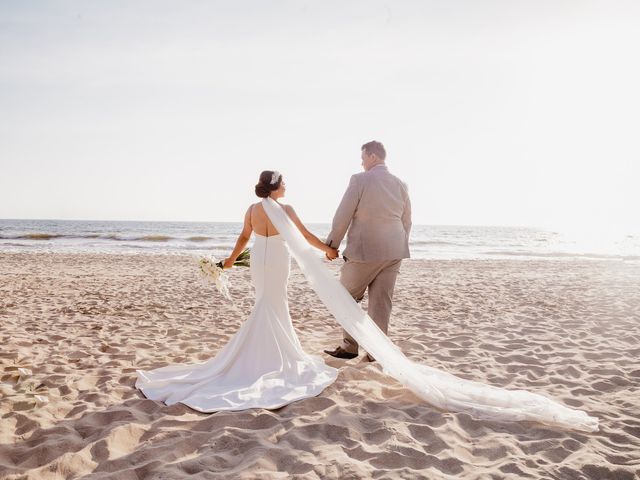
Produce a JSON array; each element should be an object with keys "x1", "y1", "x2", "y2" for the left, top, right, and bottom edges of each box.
[{"x1": 1, "y1": 252, "x2": 639, "y2": 479}]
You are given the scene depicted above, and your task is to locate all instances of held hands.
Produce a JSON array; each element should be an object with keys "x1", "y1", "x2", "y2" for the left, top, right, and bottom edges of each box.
[
  {"x1": 223, "y1": 257, "x2": 235, "y2": 269},
  {"x1": 325, "y1": 247, "x2": 339, "y2": 261}
]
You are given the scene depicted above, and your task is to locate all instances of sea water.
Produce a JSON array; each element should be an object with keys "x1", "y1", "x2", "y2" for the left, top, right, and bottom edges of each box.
[{"x1": 0, "y1": 219, "x2": 638, "y2": 261}]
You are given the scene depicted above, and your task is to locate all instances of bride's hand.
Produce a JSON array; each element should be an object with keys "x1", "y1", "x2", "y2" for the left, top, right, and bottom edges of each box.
[
  {"x1": 325, "y1": 247, "x2": 339, "y2": 261},
  {"x1": 223, "y1": 258, "x2": 235, "y2": 269}
]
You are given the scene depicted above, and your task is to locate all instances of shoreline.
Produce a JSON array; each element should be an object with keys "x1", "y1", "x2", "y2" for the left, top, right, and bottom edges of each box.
[{"x1": 1, "y1": 249, "x2": 639, "y2": 263}]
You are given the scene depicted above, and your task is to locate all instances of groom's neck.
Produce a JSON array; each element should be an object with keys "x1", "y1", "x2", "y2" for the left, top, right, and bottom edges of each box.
[{"x1": 365, "y1": 162, "x2": 386, "y2": 172}]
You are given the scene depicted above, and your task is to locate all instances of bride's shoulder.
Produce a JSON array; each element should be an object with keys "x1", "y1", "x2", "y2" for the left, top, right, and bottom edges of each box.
[{"x1": 246, "y1": 202, "x2": 261, "y2": 216}]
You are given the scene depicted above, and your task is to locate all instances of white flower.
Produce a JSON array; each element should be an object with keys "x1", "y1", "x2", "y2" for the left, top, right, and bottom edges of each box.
[{"x1": 199, "y1": 256, "x2": 232, "y2": 300}]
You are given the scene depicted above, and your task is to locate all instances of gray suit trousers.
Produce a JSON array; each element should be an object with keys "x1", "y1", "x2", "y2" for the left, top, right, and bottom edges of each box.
[{"x1": 340, "y1": 258, "x2": 402, "y2": 354}]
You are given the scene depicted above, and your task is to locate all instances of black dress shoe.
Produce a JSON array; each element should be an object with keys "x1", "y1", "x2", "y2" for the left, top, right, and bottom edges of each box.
[{"x1": 324, "y1": 346, "x2": 358, "y2": 359}]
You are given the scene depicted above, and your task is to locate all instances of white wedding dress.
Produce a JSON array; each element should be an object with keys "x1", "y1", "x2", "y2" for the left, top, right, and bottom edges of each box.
[{"x1": 135, "y1": 232, "x2": 338, "y2": 412}]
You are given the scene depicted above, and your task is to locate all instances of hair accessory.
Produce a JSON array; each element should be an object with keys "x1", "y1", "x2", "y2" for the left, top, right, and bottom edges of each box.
[{"x1": 270, "y1": 171, "x2": 281, "y2": 185}]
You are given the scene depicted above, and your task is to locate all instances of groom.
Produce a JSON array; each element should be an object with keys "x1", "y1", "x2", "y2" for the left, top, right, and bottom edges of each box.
[{"x1": 324, "y1": 141, "x2": 411, "y2": 362}]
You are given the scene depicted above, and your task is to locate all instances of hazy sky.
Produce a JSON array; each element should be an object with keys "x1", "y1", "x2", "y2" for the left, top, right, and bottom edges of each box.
[{"x1": 1, "y1": 1, "x2": 638, "y2": 233}]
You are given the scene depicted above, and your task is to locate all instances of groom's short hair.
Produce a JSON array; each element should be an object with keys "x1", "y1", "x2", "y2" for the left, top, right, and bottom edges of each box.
[{"x1": 361, "y1": 141, "x2": 386, "y2": 160}]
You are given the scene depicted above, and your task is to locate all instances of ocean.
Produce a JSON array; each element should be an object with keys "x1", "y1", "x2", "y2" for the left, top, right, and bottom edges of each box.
[{"x1": 0, "y1": 219, "x2": 638, "y2": 262}]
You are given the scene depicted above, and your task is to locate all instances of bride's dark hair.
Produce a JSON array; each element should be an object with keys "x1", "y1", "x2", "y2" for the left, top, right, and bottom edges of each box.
[{"x1": 255, "y1": 171, "x2": 283, "y2": 198}]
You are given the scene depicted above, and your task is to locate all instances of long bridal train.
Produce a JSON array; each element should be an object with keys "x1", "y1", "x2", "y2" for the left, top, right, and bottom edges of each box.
[{"x1": 261, "y1": 198, "x2": 599, "y2": 432}]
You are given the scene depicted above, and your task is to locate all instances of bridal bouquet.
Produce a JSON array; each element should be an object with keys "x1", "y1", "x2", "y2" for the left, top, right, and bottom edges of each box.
[{"x1": 199, "y1": 249, "x2": 251, "y2": 300}]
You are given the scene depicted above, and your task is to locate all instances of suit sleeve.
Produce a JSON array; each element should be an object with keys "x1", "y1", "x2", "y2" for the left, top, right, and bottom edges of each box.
[
  {"x1": 326, "y1": 174, "x2": 361, "y2": 248},
  {"x1": 401, "y1": 184, "x2": 412, "y2": 239}
]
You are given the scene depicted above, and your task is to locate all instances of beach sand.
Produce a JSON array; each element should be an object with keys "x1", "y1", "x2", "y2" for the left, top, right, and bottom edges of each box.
[{"x1": 1, "y1": 252, "x2": 639, "y2": 479}]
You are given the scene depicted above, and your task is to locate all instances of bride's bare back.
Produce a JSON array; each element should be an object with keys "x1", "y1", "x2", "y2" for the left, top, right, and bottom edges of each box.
[
  {"x1": 250, "y1": 202, "x2": 280, "y2": 237},
  {"x1": 221, "y1": 199, "x2": 337, "y2": 269}
]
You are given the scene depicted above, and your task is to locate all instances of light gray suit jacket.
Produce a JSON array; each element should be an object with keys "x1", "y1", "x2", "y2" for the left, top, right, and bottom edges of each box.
[{"x1": 326, "y1": 165, "x2": 411, "y2": 262}]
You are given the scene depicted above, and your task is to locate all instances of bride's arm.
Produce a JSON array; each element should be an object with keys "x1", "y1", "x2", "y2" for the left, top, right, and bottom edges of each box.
[
  {"x1": 223, "y1": 206, "x2": 253, "y2": 268},
  {"x1": 284, "y1": 205, "x2": 338, "y2": 258}
]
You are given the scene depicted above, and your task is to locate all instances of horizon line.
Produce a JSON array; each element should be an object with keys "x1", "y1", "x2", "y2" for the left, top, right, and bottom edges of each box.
[{"x1": 0, "y1": 217, "x2": 555, "y2": 231}]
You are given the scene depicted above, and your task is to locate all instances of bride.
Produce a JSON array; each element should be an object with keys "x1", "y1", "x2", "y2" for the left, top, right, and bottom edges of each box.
[
  {"x1": 137, "y1": 170, "x2": 599, "y2": 432},
  {"x1": 136, "y1": 171, "x2": 340, "y2": 411}
]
